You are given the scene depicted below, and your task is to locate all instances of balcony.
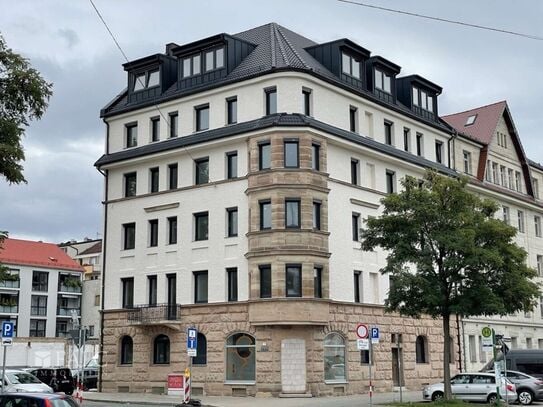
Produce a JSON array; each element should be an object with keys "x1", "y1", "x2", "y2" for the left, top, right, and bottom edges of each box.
[
  {"x1": 57, "y1": 307, "x2": 80, "y2": 317},
  {"x1": 0, "y1": 304, "x2": 18, "y2": 314},
  {"x1": 0, "y1": 279, "x2": 20, "y2": 289},
  {"x1": 248, "y1": 298, "x2": 329, "y2": 326},
  {"x1": 58, "y1": 283, "x2": 82, "y2": 294},
  {"x1": 127, "y1": 303, "x2": 182, "y2": 329}
]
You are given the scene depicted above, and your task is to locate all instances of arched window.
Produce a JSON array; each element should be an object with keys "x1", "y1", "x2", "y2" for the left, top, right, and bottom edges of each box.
[
  {"x1": 416, "y1": 335, "x2": 428, "y2": 363},
  {"x1": 193, "y1": 333, "x2": 207, "y2": 365},
  {"x1": 225, "y1": 333, "x2": 255, "y2": 382},
  {"x1": 324, "y1": 333, "x2": 346, "y2": 382},
  {"x1": 153, "y1": 334, "x2": 170, "y2": 364},
  {"x1": 120, "y1": 336, "x2": 133, "y2": 365}
]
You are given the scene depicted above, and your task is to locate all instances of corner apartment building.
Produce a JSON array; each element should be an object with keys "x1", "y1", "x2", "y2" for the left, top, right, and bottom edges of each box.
[
  {"x1": 59, "y1": 239, "x2": 102, "y2": 340},
  {"x1": 0, "y1": 238, "x2": 84, "y2": 338},
  {"x1": 95, "y1": 23, "x2": 542, "y2": 396}
]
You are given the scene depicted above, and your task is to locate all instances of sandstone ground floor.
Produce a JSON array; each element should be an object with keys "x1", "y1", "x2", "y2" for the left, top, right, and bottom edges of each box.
[{"x1": 101, "y1": 300, "x2": 458, "y2": 396}]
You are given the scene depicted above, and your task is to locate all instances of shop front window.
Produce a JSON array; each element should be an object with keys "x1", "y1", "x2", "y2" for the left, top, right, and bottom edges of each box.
[
  {"x1": 225, "y1": 333, "x2": 255, "y2": 382},
  {"x1": 324, "y1": 333, "x2": 346, "y2": 382}
]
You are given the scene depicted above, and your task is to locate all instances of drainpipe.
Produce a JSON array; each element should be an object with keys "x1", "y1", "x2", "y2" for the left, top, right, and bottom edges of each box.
[
  {"x1": 97, "y1": 118, "x2": 110, "y2": 392},
  {"x1": 448, "y1": 130, "x2": 458, "y2": 170},
  {"x1": 456, "y1": 314, "x2": 462, "y2": 372}
]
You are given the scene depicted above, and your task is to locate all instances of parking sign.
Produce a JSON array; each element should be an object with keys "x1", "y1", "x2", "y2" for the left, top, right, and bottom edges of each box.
[
  {"x1": 370, "y1": 327, "x2": 380, "y2": 344},
  {"x1": 2, "y1": 321, "x2": 14, "y2": 338}
]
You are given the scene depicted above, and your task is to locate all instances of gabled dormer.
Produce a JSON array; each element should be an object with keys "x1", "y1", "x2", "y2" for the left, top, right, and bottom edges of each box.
[
  {"x1": 366, "y1": 56, "x2": 401, "y2": 104},
  {"x1": 171, "y1": 34, "x2": 256, "y2": 91},
  {"x1": 397, "y1": 75, "x2": 442, "y2": 122},
  {"x1": 305, "y1": 39, "x2": 371, "y2": 89},
  {"x1": 124, "y1": 54, "x2": 177, "y2": 104}
]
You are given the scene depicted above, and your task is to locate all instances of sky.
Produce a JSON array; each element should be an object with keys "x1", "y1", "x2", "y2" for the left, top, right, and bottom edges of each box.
[{"x1": 1, "y1": 0, "x2": 542, "y2": 243}]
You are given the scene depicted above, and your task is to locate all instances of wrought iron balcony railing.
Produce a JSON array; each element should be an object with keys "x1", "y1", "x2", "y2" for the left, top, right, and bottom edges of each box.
[{"x1": 127, "y1": 303, "x2": 181, "y2": 324}]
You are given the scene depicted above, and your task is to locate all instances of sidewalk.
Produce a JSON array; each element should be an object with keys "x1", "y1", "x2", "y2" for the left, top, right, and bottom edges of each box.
[{"x1": 83, "y1": 390, "x2": 422, "y2": 406}]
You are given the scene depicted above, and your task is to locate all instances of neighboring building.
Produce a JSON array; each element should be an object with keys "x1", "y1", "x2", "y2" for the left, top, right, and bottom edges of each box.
[
  {"x1": 95, "y1": 23, "x2": 542, "y2": 396},
  {"x1": 59, "y1": 239, "x2": 102, "y2": 339},
  {"x1": 443, "y1": 101, "x2": 543, "y2": 371},
  {"x1": 0, "y1": 238, "x2": 83, "y2": 338}
]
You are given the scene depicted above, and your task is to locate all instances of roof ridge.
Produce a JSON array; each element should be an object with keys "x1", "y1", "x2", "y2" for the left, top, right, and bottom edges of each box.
[
  {"x1": 270, "y1": 24, "x2": 276, "y2": 68},
  {"x1": 273, "y1": 23, "x2": 290, "y2": 66},
  {"x1": 441, "y1": 100, "x2": 507, "y2": 118},
  {"x1": 275, "y1": 24, "x2": 309, "y2": 68}
]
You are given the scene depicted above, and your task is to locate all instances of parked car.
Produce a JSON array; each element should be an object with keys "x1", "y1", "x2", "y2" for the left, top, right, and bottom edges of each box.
[
  {"x1": 2, "y1": 370, "x2": 53, "y2": 394},
  {"x1": 29, "y1": 368, "x2": 74, "y2": 395},
  {"x1": 482, "y1": 349, "x2": 543, "y2": 378},
  {"x1": 422, "y1": 372, "x2": 517, "y2": 403},
  {"x1": 71, "y1": 367, "x2": 97, "y2": 391},
  {"x1": 488, "y1": 370, "x2": 543, "y2": 405},
  {"x1": 0, "y1": 392, "x2": 79, "y2": 406}
]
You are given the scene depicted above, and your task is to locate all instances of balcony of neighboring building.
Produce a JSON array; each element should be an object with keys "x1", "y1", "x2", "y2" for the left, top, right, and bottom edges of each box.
[
  {"x1": 57, "y1": 296, "x2": 81, "y2": 318},
  {"x1": 126, "y1": 303, "x2": 182, "y2": 329},
  {"x1": 0, "y1": 270, "x2": 20, "y2": 290},
  {"x1": 57, "y1": 273, "x2": 82, "y2": 294},
  {"x1": 0, "y1": 292, "x2": 19, "y2": 315}
]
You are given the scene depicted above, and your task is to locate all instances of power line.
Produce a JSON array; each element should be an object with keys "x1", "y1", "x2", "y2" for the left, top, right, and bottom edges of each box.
[
  {"x1": 337, "y1": 0, "x2": 543, "y2": 41},
  {"x1": 88, "y1": 0, "x2": 209, "y2": 180}
]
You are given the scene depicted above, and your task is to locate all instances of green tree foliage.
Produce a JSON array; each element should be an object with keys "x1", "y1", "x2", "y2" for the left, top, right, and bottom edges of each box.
[
  {"x1": 0, "y1": 33, "x2": 52, "y2": 184},
  {"x1": 361, "y1": 170, "x2": 539, "y2": 400},
  {"x1": 0, "y1": 230, "x2": 9, "y2": 280}
]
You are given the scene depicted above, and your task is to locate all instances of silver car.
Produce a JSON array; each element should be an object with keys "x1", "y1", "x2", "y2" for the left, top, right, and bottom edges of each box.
[
  {"x1": 2, "y1": 369, "x2": 53, "y2": 393},
  {"x1": 497, "y1": 370, "x2": 543, "y2": 405},
  {"x1": 422, "y1": 372, "x2": 517, "y2": 403}
]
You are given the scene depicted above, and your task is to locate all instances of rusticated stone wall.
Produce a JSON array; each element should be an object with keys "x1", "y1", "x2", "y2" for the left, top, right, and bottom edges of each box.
[{"x1": 101, "y1": 301, "x2": 458, "y2": 397}]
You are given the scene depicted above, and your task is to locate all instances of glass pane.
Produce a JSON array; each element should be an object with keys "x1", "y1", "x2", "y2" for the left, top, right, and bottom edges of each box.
[
  {"x1": 427, "y1": 95, "x2": 433, "y2": 112},
  {"x1": 196, "y1": 160, "x2": 209, "y2": 184},
  {"x1": 147, "y1": 70, "x2": 159, "y2": 87},
  {"x1": 196, "y1": 273, "x2": 208, "y2": 302},
  {"x1": 324, "y1": 344, "x2": 346, "y2": 381},
  {"x1": 286, "y1": 266, "x2": 301, "y2": 297},
  {"x1": 342, "y1": 53, "x2": 350, "y2": 75},
  {"x1": 325, "y1": 333, "x2": 344, "y2": 346},
  {"x1": 134, "y1": 73, "x2": 145, "y2": 91},
  {"x1": 312, "y1": 145, "x2": 319, "y2": 170},
  {"x1": 215, "y1": 48, "x2": 224, "y2": 68},
  {"x1": 412, "y1": 87, "x2": 419, "y2": 106},
  {"x1": 197, "y1": 107, "x2": 209, "y2": 131},
  {"x1": 266, "y1": 90, "x2": 277, "y2": 115},
  {"x1": 384, "y1": 75, "x2": 391, "y2": 93},
  {"x1": 375, "y1": 70, "x2": 383, "y2": 90},
  {"x1": 352, "y1": 59, "x2": 360, "y2": 79},
  {"x1": 261, "y1": 202, "x2": 271, "y2": 229},
  {"x1": 227, "y1": 153, "x2": 237, "y2": 178},
  {"x1": 226, "y1": 334, "x2": 256, "y2": 381},
  {"x1": 260, "y1": 266, "x2": 271, "y2": 298},
  {"x1": 205, "y1": 51, "x2": 214, "y2": 71},
  {"x1": 228, "y1": 99, "x2": 237, "y2": 124},
  {"x1": 193, "y1": 55, "x2": 201, "y2": 75},
  {"x1": 196, "y1": 214, "x2": 208, "y2": 240},
  {"x1": 286, "y1": 201, "x2": 300, "y2": 227},
  {"x1": 284, "y1": 142, "x2": 299, "y2": 167},
  {"x1": 183, "y1": 58, "x2": 191, "y2": 77},
  {"x1": 228, "y1": 209, "x2": 238, "y2": 236},
  {"x1": 260, "y1": 143, "x2": 271, "y2": 169},
  {"x1": 421, "y1": 90, "x2": 427, "y2": 109}
]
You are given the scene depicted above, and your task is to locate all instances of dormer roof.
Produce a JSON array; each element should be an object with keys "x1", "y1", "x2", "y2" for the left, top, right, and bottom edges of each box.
[{"x1": 367, "y1": 56, "x2": 401, "y2": 75}]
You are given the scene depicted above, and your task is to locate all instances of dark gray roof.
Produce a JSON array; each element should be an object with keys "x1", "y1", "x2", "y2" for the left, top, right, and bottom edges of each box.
[
  {"x1": 102, "y1": 23, "x2": 452, "y2": 134},
  {"x1": 95, "y1": 113, "x2": 455, "y2": 178}
]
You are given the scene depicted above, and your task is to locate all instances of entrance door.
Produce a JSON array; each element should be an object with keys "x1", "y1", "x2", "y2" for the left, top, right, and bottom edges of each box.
[
  {"x1": 281, "y1": 339, "x2": 306, "y2": 393},
  {"x1": 392, "y1": 347, "x2": 404, "y2": 387}
]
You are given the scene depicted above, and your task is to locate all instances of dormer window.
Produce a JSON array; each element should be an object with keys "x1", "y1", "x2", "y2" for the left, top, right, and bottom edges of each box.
[
  {"x1": 133, "y1": 70, "x2": 159, "y2": 92},
  {"x1": 182, "y1": 54, "x2": 201, "y2": 78},
  {"x1": 341, "y1": 52, "x2": 361, "y2": 79},
  {"x1": 412, "y1": 87, "x2": 434, "y2": 112},
  {"x1": 205, "y1": 47, "x2": 225, "y2": 72},
  {"x1": 375, "y1": 69, "x2": 391, "y2": 93}
]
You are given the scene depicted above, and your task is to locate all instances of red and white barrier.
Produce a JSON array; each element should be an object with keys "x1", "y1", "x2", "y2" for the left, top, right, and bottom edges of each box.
[
  {"x1": 183, "y1": 375, "x2": 191, "y2": 404},
  {"x1": 73, "y1": 382, "x2": 84, "y2": 405}
]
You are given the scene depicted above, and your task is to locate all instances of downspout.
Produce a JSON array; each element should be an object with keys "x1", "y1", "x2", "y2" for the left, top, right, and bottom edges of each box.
[
  {"x1": 98, "y1": 119, "x2": 110, "y2": 392},
  {"x1": 448, "y1": 130, "x2": 458, "y2": 170},
  {"x1": 456, "y1": 314, "x2": 462, "y2": 372}
]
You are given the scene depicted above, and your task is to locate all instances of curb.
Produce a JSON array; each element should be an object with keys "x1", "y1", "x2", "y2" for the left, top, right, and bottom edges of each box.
[{"x1": 84, "y1": 396, "x2": 215, "y2": 406}]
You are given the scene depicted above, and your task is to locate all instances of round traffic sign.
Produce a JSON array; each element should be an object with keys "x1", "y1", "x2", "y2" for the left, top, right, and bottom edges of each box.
[
  {"x1": 356, "y1": 323, "x2": 369, "y2": 339},
  {"x1": 482, "y1": 327, "x2": 492, "y2": 338}
]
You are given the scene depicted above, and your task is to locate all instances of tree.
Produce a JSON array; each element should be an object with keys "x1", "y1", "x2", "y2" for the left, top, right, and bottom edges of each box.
[
  {"x1": 0, "y1": 33, "x2": 52, "y2": 184},
  {"x1": 361, "y1": 170, "x2": 539, "y2": 400},
  {"x1": 0, "y1": 230, "x2": 9, "y2": 280}
]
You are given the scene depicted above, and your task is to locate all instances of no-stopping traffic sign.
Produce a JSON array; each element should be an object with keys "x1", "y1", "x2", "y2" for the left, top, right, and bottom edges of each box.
[{"x1": 356, "y1": 323, "x2": 369, "y2": 339}]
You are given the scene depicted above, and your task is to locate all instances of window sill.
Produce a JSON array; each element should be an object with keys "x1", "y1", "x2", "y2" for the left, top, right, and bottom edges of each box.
[
  {"x1": 224, "y1": 381, "x2": 256, "y2": 386},
  {"x1": 120, "y1": 252, "x2": 135, "y2": 258},
  {"x1": 324, "y1": 380, "x2": 348, "y2": 385}
]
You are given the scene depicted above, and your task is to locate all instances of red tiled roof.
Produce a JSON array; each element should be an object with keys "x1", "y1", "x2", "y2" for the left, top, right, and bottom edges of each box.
[
  {"x1": 0, "y1": 238, "x2": 84, "y2": 272},
  {"x1": 441, "y1": 100, "x2": 507, "y2": 145}
]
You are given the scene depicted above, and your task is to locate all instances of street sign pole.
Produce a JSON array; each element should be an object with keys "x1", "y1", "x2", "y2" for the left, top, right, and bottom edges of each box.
[
  {"x1": 368, "y1": 333, "x2": 373, "y2": 407},
  {"x1": 492, "y1": 329, "x2": 500, "y2": 406},
  {"x1": 1, "y1": 345, "x2": 6, "y2": 394}
]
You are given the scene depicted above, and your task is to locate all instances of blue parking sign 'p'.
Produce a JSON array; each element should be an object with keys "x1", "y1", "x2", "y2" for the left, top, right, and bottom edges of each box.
[
  {"x1": 370, "y1": 327, "x2": 379, "y2": 343},
  {"x1": 2, "y1": 322, "x2": 14, "y2": 338}
]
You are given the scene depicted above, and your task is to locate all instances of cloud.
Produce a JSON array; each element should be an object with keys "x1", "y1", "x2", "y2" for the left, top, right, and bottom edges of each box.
[{"x1": 57, "y1": 28, "x2": 79, "y2": 49}]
